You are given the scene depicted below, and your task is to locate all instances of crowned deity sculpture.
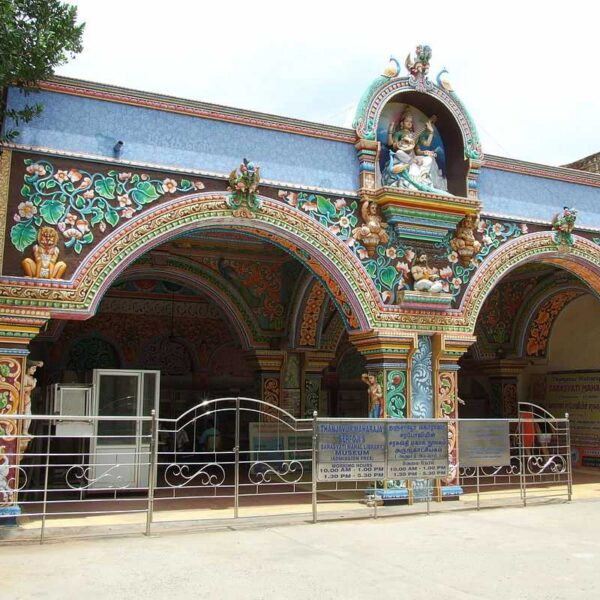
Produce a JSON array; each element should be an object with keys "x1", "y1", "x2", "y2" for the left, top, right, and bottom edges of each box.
[
  {"x1": 382, "y1": 108, "x2": 448, "y2": 195},
  {"x1": 352, "y1": 200, "x2": 390, "y2": 257},
  {"x1": 450, "y1": 214, "x2": 482, "y2": 266}
]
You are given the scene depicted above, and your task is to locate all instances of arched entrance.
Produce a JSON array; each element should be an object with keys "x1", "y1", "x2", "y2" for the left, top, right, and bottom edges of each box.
[{"x1": 458, "y1": 232, "x2": 600, "y2": 474}]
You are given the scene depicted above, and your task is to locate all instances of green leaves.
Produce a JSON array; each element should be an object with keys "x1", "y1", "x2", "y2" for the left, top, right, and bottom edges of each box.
[
  {"x1": 11, "y1": 222, "x2": 37, "y2": 251},
  {"x1": 39, "y1": 199, "x2": 65, "y2": 224},
  {"x1": 379, "y1": 266, "x2": 398, "y2": 290},
  {"x1": 316, "y1": 195, "x2": 335, "y2": 217},
  {"x1": 131, "y1": 182, "x2": 160, "y2": 205},
  {"x1": 105, "y1": 207, "x2": 119, "y2": 227},
  {"x1": 94, "y1": 178, "x2": 116, "y2": 200}
]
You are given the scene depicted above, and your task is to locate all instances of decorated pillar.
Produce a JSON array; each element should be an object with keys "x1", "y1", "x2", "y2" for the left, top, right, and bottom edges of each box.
[
  {"x1": 350, "y1": 330, "x2": 416, "y2": 420},
  {"x1": 355, "y1": 139, "x2": 379, "y2": 191},
  {"x1": 477, "y1": 359, "x2": 528, "y2": 418},
  {"x1": 247, "y1": 350, "x2": 285, "y2": 419},
  {"x1": 0, "y1": 308, "x2": 49, "y2": 522},
  {"x1": 302, "y1": 351, "x2": 333, "y2": 418},
  {"x1": 432, "y1": 333, "x2": 476, "y2": 499}
]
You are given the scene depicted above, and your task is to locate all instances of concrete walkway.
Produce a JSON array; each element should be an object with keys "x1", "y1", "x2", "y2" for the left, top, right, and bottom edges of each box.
[{"x1": 4, "y1": 499, "x2": 600, "y2": 599}]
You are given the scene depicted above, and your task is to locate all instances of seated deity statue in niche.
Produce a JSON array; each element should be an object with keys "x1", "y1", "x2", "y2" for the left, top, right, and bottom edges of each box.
[{"x1": 382, "y1": 108, "x2": 448, "y2": 194}]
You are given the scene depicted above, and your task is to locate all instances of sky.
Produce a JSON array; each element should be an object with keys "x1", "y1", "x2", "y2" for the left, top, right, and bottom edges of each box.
[{"x1": 55, "y1": 0, "x2": 600, "y2": 167}]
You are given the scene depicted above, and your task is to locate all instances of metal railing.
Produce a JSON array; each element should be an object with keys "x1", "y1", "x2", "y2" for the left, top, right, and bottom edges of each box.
[{"x1": 0, "y1": 399, "x2": 573, "y2": 543}]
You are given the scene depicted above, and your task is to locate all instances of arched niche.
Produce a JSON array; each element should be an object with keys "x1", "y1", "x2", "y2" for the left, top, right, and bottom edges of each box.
[{"x1": 377, "y1": 92, "x2": 469, "y2": 197}]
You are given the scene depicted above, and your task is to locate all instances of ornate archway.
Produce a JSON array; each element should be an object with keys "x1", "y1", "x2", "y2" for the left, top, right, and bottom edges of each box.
[
  {"x1": 0, "y1": 193, "x2": 378, "y2": 332},
  {"x1": 460, "y1": 232, "x2": 600, "y2": 331}
]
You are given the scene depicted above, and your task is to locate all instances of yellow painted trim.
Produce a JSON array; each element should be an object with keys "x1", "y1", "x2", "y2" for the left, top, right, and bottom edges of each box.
[{"x1": 0, "y1": 150, "x2": 12, "y2": 274}]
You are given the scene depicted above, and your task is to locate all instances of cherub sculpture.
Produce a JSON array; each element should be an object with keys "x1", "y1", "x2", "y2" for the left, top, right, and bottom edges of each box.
[
  {"x1": 352, "y1": 201, "x2": 389, "y2": 257},
  {"x1": 450, "y1": 214, "x2": 482, "y2": 266},
  {"x1": 21, "y1": 227, "x2": 67, "y2": 279}
]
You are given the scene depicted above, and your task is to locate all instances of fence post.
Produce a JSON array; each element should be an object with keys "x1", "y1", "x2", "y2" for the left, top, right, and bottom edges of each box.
[
  {"x1": 565, "y1": 412, "x2": 572, "y2": 502},
  {"x1": 145, "y1": 410, "x2": 158, "y2": 536},
  {"x1": 40, "y1": 419, "x2": 52, "y2": 544},
  {"x1": 518, "y1": 413, "x2": 527, "y2": 507},
  {"x1": 234, "y1": 397, "x2": 240, "y2": 519},
  {"x1": 312, "y1": 411, "x2": 318, "y2": 524}
]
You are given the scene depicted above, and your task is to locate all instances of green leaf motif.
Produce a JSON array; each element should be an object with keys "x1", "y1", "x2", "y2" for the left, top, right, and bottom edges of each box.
[
  {"x1": 131, "y1": 181, "x2": 160, "y2": 205},
  {"x1": 365, "y1": 261, "x2": 377, "y2": 279},
  {"x1": 180, "y1": 179, "x2": 193, "y2": 191},
  {"x1": 90, "y1": 207, "x2": 104, "y2": 226},
  {"x1": 94, "y1": 178, "x2": 117, "y2": 200},
  {"x1": 0, "y1": 364, "x2": 10, "y2": 377},
  {"x1": 39, "y1": 199, "x2": 65, "y2": 224},
  {"x1": 316, "y1": 195, "x2": 336, "y2": 218},
  {"x1": 21, "y1": 184, "x2": 31, "y2": 197},
  {"x1": 379, "y1": 266, "x2": 398, "y2": 290},
  {"x1": 105, "y1": 208, "x2": 119, "y2": 227},
  {"x1": 11, "y1": 222, "x2": 37, "y2": 252}
]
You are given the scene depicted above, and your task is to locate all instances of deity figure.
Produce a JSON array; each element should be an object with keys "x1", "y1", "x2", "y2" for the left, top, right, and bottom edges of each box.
[
  {"x1": 352, "y1": 201, "x2": 389, "y2": 257},
  {"x1": 450, "y1": 214, "x2": 482, "y2": 266},
  {"x1": 382, "y1": 109, "x2": 448, "y2": 194},
  {"x1": 362, "y1": 373, "x2": 384, "y2": 418},
  {"x1": 411, "y1": 254, "x2": 443, "y2": 293},
  {"x1": 405, "y1": 44, "x2": 432, "y2": 77},
  {"x1": 552, "y1": 206, "x2": 578, "y2": 246},
  {"x1": 20, "y1": 360, "x2": 43, "y2": 453},
  {"x1": 21, "y1": 227, "x2": 67, "y2": 279},
  {"x1": 0, "y1": 447, "x2": 12, "y2": 503}
]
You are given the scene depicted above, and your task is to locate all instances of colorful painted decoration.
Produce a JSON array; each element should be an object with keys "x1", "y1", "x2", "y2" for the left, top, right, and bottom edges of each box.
[
  {"x1": 351, "y1": 201, "x2": 389, "y2": 257},
  {"x1": 21, "y1": 227, "x2": 67, "y2": 279},
  {"x1": 12, "y1": 159, "x2": 202, "y2": 255},
  {"x1": 382, "y1": 108, "x2": 448, "y2": 194},
  {"x1": 551, "y1": 206, "x2": 577, "y2": 247},
  {"x1": 362, "y1": 372, "x2": 384, "y2": 418},
  {"x1": 405, "y1": 44, "x2": 432, "y2": 77},
  {"x1": 450, "y1": 214, "x2": 482, "y2": 266},
  {"x1": 386, "y1": 370, "x2": 407, "y2": 418},
  {"x1": 227, "y1": 158, "x2": 261, "y2": 216}
]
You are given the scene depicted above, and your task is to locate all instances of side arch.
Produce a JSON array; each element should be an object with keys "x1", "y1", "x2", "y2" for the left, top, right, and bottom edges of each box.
[
  {"x1": 19, "y1": 193, "x2": 377, "y2": 331},
  {"x1": 460, "y1": 232, "x2": 600, "y2": 331}
]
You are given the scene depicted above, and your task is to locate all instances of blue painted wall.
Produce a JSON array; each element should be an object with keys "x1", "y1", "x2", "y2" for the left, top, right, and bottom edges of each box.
[
  {"x1": 479, "y1": 167, "x2": 600, "y2": 229},
  {"x1": 4, "y1": 88, "x2": 359, "y2": 192}
]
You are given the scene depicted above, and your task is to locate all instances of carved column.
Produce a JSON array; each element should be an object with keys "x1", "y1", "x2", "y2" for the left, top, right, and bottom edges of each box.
[
  {"x1": 477, "y1": 359, "x2": 528, "y2": 418},
  {"x1": 350, "y1": 330, "x2": 417, "y2": 420},
  {"x1": 355, "y1": 139, "x2": 380, "y2": 190},
  {"x1": 247, "y1": 350, "x2": 285, "y2": 420},
  {"x1": 302, "y1": 351, "x2": 333, "y2": 418},
  {"x1": 0, "y1": 308, "x2": 49, "y2": 522},
  {"x1": 432, "y1": 333, "x2": 476, "y2": 500}
]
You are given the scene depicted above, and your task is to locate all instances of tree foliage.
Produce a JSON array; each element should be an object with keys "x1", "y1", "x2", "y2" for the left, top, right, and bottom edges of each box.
[{"x1": 0, "y1": 0, "x2": 84, "y2": 143}]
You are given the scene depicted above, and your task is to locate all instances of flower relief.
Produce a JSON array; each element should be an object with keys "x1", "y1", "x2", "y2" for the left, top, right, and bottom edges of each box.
[
  {"x1": 12, "y1": 160, "x2": 205, "y2": 255},
  {"x1": 278, "y1": 190, "x2": 359, "y2": 239}
]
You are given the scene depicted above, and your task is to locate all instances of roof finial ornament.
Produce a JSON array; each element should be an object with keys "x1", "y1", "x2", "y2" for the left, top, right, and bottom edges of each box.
[{"x1": 405, "y1": 45, "x2": 433, "y2": 91}]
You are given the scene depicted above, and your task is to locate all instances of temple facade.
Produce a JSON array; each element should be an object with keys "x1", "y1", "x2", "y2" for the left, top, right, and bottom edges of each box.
[{"x1": 1, "y1": 48, "x2": 600, "y2": 510}]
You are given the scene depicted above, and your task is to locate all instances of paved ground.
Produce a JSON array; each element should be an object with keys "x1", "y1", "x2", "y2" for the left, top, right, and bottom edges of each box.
[{"x1": 3, "y1": 498, "x2": 600, "y2": 599}]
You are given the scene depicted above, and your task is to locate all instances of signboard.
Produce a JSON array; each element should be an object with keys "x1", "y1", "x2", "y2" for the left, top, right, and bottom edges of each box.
[
  {"x1": 316, "y1": 421, "x2": 385, "y2": 481},
  {"x1": 387, "y1": 421, "x2": 449, "y2": 480},
  {"x1": 546, "y1": 371, "x2": 600, "y2": 446},
  {"x1": 458, "y1": 420, "x2": 510, "y2": 467}
]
